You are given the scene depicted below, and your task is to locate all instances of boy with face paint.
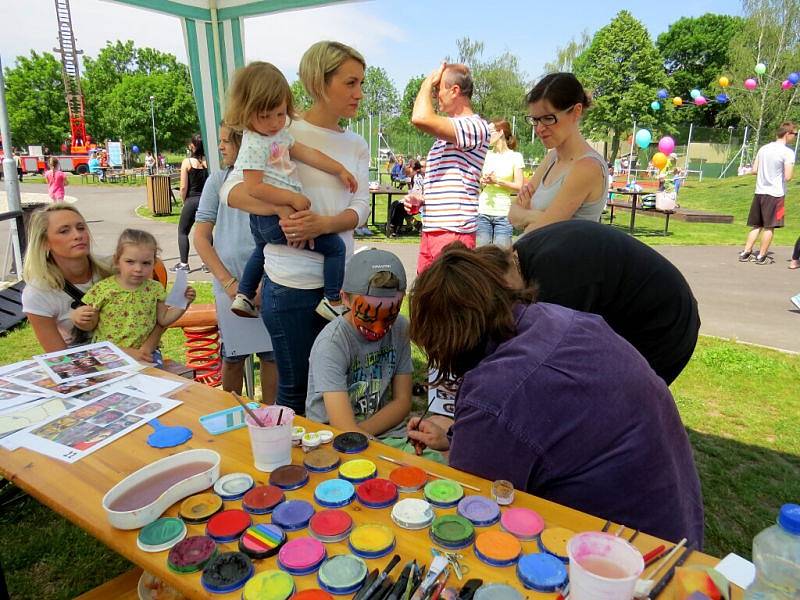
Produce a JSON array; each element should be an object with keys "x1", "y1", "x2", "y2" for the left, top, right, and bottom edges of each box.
[{"x1": 305, "y1": 249, "x2": 413, "y2": 439}]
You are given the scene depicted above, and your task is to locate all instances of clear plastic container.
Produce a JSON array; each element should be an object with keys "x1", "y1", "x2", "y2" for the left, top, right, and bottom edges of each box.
[{"x1": 744, "y1": 503, "x2": 800, "y2": 600}]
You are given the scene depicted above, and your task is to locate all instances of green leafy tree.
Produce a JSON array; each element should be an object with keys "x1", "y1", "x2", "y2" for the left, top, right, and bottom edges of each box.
[
  {"x1": 3, "y1": 51, "x2": 70, "y2": 150},
  {"x1": 657, "y1": 14, "x2": 745, "y2": 126},
  {"x1": 357, "y1": 66, "x2": 399, "y2": 119},
  {"x1": 574, "y1": 10, "x2": 670, "y2": 161},
  {"x1": 291, "y1": 79, "x2": 312, "y2": 114},
  {"x1": 400, "y1": 75, "x2": 425, "y2": 118},
  {"x1": 544, "y1": 30, "x2": 591, "y2": 73}
]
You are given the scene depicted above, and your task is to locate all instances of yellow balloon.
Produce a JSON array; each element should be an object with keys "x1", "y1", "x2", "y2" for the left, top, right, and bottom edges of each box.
[
  {"x1": 652, "y1": 152, "x2": 668, "y2": 170},
  {"x1": 719, "y1": 76, "x2": 730, "y2": 88},
  {"x1": 673, "y1": 96, "x2": 683, "y2": 106}
]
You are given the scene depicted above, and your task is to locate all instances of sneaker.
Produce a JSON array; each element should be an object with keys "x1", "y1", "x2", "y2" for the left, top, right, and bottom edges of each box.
[
  {"x1": 230, "y1": 293, "x2": 259, "y2": 318},
  {"x1": 315, "y1": 298, "x2": 348, "y2": 321},
  {"x1": 201, "y1": 263, "x2": 210, "y2": 273},
  {"x1": 753, "y1": 254, "x2": 771, "y2": 265},
  {"x1": 170, "y1": 262, "x2": 189, "y2": 272},
  {"x1": 738, "y1": 251, "x2": 753, "y2": 262},
  {"x1": 792, "y1": 293, "x2": 800, "y2": 310}
]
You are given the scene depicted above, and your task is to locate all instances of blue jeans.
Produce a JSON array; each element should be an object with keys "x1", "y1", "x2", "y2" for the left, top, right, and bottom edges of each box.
[
  {"x1": 476, "y1": 214, "x2": 513, "y2": 248},
  {"x1": 239, "y1": 214, "x2": 345, "y2": 301},
  {"x1": 260, "y1": 274, "x2": 326, "y2": 414}
]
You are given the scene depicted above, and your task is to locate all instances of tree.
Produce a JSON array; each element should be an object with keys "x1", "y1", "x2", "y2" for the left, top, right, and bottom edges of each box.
[
  {"x1": 3, "y1": 51, "x2": 70, "y2": 150},
  {"x1": 358, "y1": 66, "x2": 399, "y2": 119},
  {"x1": 291, "y1": 80, "x2": 312, "y2": 114},
  {"x1": 544, "y1": 30, "x2": 591, "y2": 73},
  {"x1": 657, "y1": 14, "x2": 745, "y2": 126},
  {"x1": 574, "y1": 11, "x2": 670, "y2": 161},
  {"x1": 400, "y1": 75, "x2": 425, "y2": 118}
]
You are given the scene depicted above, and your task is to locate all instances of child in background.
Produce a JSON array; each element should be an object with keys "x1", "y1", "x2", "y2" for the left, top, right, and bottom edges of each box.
[
  {"x1": 45, "y1": 157, "x2": 68, "y2": 202},
  {"x1": 73, "y1": 229, "x2": 195, "y2": 362},
  {"x1": 221, "y1": 61, "x2": 358, "y2": 321}
]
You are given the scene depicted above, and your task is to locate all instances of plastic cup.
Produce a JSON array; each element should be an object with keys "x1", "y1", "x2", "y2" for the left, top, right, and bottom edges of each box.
[
  {"x1": 567, "y1": 532, "x2": 644, "y2": 600},
  {"x1": 245, "y1": 407, "x2": 295, "y2": 472}
]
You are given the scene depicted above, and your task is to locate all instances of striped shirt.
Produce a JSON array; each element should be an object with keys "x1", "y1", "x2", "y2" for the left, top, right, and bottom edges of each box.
[{"x1": 422, "y1": 114, "x2": 491, "y2": 233}]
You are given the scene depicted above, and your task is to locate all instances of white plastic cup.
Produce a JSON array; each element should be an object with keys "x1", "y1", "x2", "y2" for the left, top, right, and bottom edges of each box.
[
  {"x1": 567, "y1": 531, "x2": 644, "y2": 600},
  {"x1": 245, "y1": 406, "x2": 295, "y2": 472}
]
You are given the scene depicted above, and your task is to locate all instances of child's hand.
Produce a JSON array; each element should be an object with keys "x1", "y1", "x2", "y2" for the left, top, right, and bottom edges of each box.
[
  {"x1": 338, "y1": 168, "x2": 358, "y2": 193},
  {"x1": 71, "y1": 305, "x2": 98, "y2": 328},
  {"x1": 184, "y1": 286, "x2": 196, "y2": 305},
  {"x1": 290, "y1": 193, "x2": 311, "y2": 212}
]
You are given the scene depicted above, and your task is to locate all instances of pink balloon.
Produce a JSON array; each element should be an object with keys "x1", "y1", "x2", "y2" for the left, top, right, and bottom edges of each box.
[
  {"x1": 658, "y1": 136, "x2": 676, "y2": 155},
  {"x1": 744, "y1": 78, "x2": 758, "y2": 90},
  {"x1": 694, "y1": 96, "x2": 708, "y2": 106},
  {"x1": 783, "y1": 80, "x2": 793, "y2": 90}
]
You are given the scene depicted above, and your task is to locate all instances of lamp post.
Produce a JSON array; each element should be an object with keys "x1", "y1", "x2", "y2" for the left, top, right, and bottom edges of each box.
[{"x1": 149, "y1": 95, "x2": 158, "y2": 172}]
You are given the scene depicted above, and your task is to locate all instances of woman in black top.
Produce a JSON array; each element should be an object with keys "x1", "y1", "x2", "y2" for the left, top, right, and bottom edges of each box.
[{"x1": 174, "y1": 134, "x2": 208, "y2": 271}]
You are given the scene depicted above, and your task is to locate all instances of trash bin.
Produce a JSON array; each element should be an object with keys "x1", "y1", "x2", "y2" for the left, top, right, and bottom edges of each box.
[{"x1": 146, "y1": 174, "x2": 173, "y2": 216}]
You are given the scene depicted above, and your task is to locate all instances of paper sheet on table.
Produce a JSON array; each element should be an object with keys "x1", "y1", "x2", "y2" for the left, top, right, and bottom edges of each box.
[
  {"x1": 165, "y1": 268, "x2": 188, "y2": 309},
  {"x1": 34, "y1": 341, "x2": 141, "y2": 384},
  {"x1": 215, "y1": 293, "x2": 273, "y2": 357},
  {"x1": 0, "y1": 389, "x2": 44, "y2": 411},
  {"x1": 427, "y1": 368, "x2": 457, "y2": 417},
  {"x1": 111, "y1": 373, "x2": 186, "y2": 397}
]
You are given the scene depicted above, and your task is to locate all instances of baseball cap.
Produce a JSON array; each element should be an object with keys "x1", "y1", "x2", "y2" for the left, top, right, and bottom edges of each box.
[{"x1": 342, "y1": 248, "x2": 407, "y2": 297}]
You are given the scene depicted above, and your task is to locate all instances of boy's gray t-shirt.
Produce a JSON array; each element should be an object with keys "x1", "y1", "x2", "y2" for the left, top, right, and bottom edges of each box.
[{"x1": 306, "y1": 315, "x2": 413, "y2": 438}]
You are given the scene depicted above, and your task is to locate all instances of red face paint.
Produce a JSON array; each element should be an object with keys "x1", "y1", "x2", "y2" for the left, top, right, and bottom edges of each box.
[{"x1": 349, "y1": 293, "x2": 403, "y2": 342}]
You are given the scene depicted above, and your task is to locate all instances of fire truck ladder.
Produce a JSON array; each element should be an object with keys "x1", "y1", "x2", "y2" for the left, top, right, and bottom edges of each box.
[{"x1": 53, "y1": 0, "x2": 87, "y2": 150}]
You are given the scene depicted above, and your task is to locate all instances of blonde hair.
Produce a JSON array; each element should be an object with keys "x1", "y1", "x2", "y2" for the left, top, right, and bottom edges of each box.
[
  {"x1": 22, "y1": 205, "x2": 112, "y2": 289},
  {"x1": 113, "y1": 229, "x2": 160, "y2": 269},
  {"x1": 48, "y1": 157, "x2": 60, "y2": 171},
  {"x1": 224, "y1": 62, "x2": 294, "y2": 132},
  {"x1": 299, "y1": 41, "x2": 365, "y2": 102}
]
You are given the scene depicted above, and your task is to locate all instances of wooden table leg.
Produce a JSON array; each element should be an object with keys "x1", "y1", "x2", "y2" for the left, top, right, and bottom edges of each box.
[
  {"x1": 630, "y1": 194, "x2": 638, "y2": 232},
  {"x1": 371, "y1": 193, "x2": 377, "y2": 226}
]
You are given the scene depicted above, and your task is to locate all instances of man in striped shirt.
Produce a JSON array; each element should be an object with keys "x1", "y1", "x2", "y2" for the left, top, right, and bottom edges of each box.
[{"x1": 409, "y1": 62, "x2": 491, "y2": 273}]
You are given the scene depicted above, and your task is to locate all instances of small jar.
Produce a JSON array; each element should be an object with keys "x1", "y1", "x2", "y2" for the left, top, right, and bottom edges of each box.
[
  {"x1": 291, "y1": 426, "x2": 305, "y2": 447},
  {"x1": 492, "y1": 479, "x2": 515, "y2": 506},
  {"x1": 302, "y1": 432, "x2": 321, "y2": 453},
  {"x1": 317, "y1": 430, "x2": 334, "y2": 444}
]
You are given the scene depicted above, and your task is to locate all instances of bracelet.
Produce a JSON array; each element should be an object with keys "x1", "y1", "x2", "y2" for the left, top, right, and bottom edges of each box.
[{"x1": 223, "y1": 277, "x2": 237, "y2": 290}]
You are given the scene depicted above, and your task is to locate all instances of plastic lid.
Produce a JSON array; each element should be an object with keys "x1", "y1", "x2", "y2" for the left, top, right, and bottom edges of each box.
[
  {"x1": 269, "y1": 465, "x2": 309, "y2": 490},
  {"x1": 304, "y1": 448, "x2": 340, "y2": 471},
  {"x1": 356, "y1": 478, "x2": 399, "y2": 507},
  {"x1": 339, "y1": 459, "x2": 377, "y2": 481},
  {"x1": 333, "y1": 431, "x2": 369, "y2": 453},
  {"x1": 278, "y1": 537, "x2": 327, "y2": 570},
  {"x1": 214, "y1": 472, "x2": 254, "y2": 499},
  {"x1": 430, "y1": 515, "x2": 475, "y2": 544},
  {"x1": 389, "y1": 465, "x2": 427, "y2": 490},
  {"x1": 474, "y1": 530, "x2": 522, "y2": 563},
  {"x1": 242, "y1": 485, "x2": 285, "y2": 513},
  {"x1": 310, "y1": 510, "x2": 354, "y2": 538},
  {"x1": 272, "y1": 500, "x2": 315, "y2": 531},
  {"x1": 538, "y1": 527, "x2": 575, "y2": 562},
  {"x1": 314, "y1": 479, "x2": 356, "y2": 507},
  {"x1": 349, "y1": 523, "x2": 395, "y2": 553},
  {"x1": 779, "y1": 503, "x2": 800, "y2": 535},
  {"x1": 516, "y1": 553, "x2": 568, "y2": 592},
  {"x1": 294, "y1": 590, "x2": 334, "y2": 600},
  {"x1": 179, "y1": 492, "x2": 223, "y2": 523},
  {"x1": 318, "y1": 554, "x2": 368, "y2": 593},
  {"x1": 457, "y1": 496, "x2": 500, "y2": 526},
  {"x1": 206, "y1": 509, "x2": 251, "y2": 541},
  {"x1": 500, "y1": 507, "x2": 545, "y2": 539},
  {"x1": 424, "y1": 480, "x2": 464, "y2": 505},
  {"x1": 242, "y1": 570, "x2": 294, "y2": 600},
  {"x1": 239, "y1": 523, "x2": 286, "y2": 558},
  {"x1": 167, "y1": 535, "x2": 217, "y2": 571},
  {"x1": 201, "y1": 551, "x2": 253, "y2": 593},
  {"x1": 137, "y1": 517, "x2": 186, "y2": 552}
]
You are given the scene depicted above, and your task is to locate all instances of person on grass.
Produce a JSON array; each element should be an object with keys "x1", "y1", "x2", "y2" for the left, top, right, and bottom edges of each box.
[{"x1": 173, "y1": 134, "x2": 208, "y2": 272}]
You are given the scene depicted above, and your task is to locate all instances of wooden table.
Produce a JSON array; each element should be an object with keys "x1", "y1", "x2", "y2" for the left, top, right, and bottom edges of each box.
[
  {"x1": 369, "y1": 185, "x2": 405, "y2": 227},
  {"x1": 0, "y1": 370, "x2": 742, "y2": 599},
  {"x1": 608, "y1": 189, "x2": 644, "y2": 232}
]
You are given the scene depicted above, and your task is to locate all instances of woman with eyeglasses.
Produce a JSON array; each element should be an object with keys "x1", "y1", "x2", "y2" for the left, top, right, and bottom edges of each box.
[{"x1": 509, "y1": 72, "x2": 608, "y2": 233}]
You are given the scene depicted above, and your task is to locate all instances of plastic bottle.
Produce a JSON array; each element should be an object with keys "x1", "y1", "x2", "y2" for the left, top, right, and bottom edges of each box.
[{"x1": 744, "y1": 503, "x2": 800, "y2": 599}]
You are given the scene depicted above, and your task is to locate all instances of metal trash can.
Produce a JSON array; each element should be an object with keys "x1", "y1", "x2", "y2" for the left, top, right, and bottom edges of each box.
[{"x1": 146, "y1": 174, "x2": 173, "y2": 216}]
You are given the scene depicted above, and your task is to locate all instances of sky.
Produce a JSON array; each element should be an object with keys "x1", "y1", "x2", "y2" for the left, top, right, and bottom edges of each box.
[{"x1": 1, "y1": 0, "x2": 741, "y2": 92}]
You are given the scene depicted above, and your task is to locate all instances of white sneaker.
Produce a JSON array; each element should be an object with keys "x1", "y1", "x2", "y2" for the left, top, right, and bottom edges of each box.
[
  {"x1": 170, "y1": 262, "x2": 189, "y2": 272},
  {"x1": 230, "y1": 293, "x2": 259, "y2": 318},
  {"x1": 315, "y1": 298, "x2": 348, "y2": 321},
  {"x1": 791, "y1": 293, "x2": 800, "y2": 311}
]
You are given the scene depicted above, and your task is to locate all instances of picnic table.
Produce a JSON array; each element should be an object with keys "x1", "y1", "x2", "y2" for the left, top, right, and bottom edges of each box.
[
  {"x1": 0, "y1": 368, "x2": 743, "y2": 599},
  {"x1": 369, "y1": 185, "x2": 405, "y2": 227},
  {"x1": 606, "y1": 189, "x2": 676, "y2": 234}
]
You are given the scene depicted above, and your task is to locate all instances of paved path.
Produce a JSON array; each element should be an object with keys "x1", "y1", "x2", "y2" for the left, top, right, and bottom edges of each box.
[{"x1": 4, "y1": 183, "x2": 800, "y2": 352}]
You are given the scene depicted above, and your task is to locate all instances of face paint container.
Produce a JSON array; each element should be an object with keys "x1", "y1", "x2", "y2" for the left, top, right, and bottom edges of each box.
[
  {"x1": 314, "y1": 479, "x2": 356, "y2": 509},
  {"x1": 241, "y1": 569, "x2": 295, "y2": 600},
  {"x1": 242, "y1": 484, "x2": 285, "y2": 515},
  {"x1": 200, "y1": 551, "x2": 253, "y2": 594},
  {"x1": 277, "y1": 537, "x2": 327, "y2": 576},
  {"x1": 238, "y1": 523, "x2": 286, "y2": 559},
  {"x1": 317, "y1": 554, "x2": 369, "y2": 595},
  {"x1": 246, "y1": 406, "x2": 295, "y2": 472},
  {"x1": 424, "y1": 479, "x2": 464, "y2": 508},
  {"x1": 500, "y1": 507, "x2": 545, "y2": 540},
  {"x1": 492, "y1": 479, "x2": 515, "y2": 505},
  {"x1": 338, "y1": 459, "x2": 377, "y2": 484},
  {"x1": 213, "y1": 472, "x2": 254, "y2": 501},
  {"x1": 473, "y1": 583, "x2": 525, "y2": 600},
  {"x1": 302, "y1": 432, "x2": 322, "y2": 453},
  {"x1": 292, "y1": 426, "x2": 306, "y2": 446},
  {"x1": 355, "y1": 478, "x2": 399, "y2": 509},
  {"x1": 333, "y1": 431, "x2": 369, "y2": 454},
  {"x1": 473, "y1": 530, "x2": 522, "y2": 567},
  {"x1": 516, "y1": 552, "x2": 568, "y2": 592},
  {"x1": 179, "y1": 492, "x2": 224, "y2": 524},
  {"x1": 304, "y1": 447, "x2": 341, "y2": 473},
  {"x1": 271, "y1": 499, "x2": 316, "y2": 532},
  {"x1": 137, "y1": 517, "x2": 186, "y2": 552},
  {"x1": 389, "y1": 465, "x2": 427, "y2": 493},
  {"x1": 457, "y1": 495, "x2": 500, "y2": 527},
  {"x1": 566, "y1": 531, "x2": 644, "y2": 600},
  {"x1": 309, "y1": 509, "x2": 354, "y2": 543},
  {"x1": 391, "y1": 498, "x2": 435, "y2": 530},
  {"x1": 429, "y1": 515, "x2": 475, "y2": 550},
  {"x1": 538, "y1": 527, "x2": 576, "y2": 562},
  {"x1": 269, "y1": 464, "x2": 309, "y2": 491},
  {"x1": 167, "y1": 535, "x2": 217, "y2": 574},
  {"x1": 348, "y1": 523, "x2": 396, "y2": 559},
  {"x1": 205, "y1": 509, "x2": 251, "y2": 543}
]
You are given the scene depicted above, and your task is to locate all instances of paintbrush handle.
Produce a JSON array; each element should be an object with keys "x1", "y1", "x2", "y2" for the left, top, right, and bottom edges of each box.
[
  {"x1": 649, "y1": 545, "x2": 693, "y2": 599},
  {"x1": 232, "y1": 391, "x2": 266, "y2": 427}
]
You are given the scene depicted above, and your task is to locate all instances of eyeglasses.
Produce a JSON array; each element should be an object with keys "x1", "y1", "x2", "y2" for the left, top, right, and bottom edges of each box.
[{"x1": 525, "y1": 105, "x2": 575, "y2": 127}]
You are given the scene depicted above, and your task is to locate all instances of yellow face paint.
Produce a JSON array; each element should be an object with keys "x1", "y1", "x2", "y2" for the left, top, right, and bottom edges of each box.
[
  {"x1": 539, "y1": 527, "x2": 576, "y2": 561},
  {"x1": 349, "y1": 523, "x2": 396, "y2": 553},
  {"x1": 338, "y1": 459, "x2": 377, "y2": 482},
  {"x1": 242, "y1": 569, "x2": 294, "y2": 600}
]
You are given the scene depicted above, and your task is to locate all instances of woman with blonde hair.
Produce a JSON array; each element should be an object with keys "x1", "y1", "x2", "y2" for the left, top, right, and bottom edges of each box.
[
  {"x1": 228, "y1": 40, "x2": 370, "y2": 414},
  {"x1": 44, "y1": 157, "x2": 68, "y2": 202}
]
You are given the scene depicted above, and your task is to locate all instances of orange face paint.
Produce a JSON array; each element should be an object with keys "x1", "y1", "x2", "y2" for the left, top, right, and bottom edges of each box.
[{"x1": 349, "y1": 293, "x2": 403, "y2": 342}]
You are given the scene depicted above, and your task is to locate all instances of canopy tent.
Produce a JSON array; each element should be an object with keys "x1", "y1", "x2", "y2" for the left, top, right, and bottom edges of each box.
[{"x1": 106, "y1": 0, "x2": 348, "y2": 171}]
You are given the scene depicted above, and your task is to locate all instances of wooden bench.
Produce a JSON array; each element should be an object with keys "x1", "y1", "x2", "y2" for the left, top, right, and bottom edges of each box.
[
  {"x1": 607, "y1": 199, "x2": 733, "y2": 235},
  {"x1": 74, "y1": 568, "x2": 142, "y2": 600}
]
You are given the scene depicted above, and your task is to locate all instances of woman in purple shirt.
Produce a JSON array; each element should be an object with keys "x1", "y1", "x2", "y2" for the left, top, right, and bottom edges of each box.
[{"x1": 407, "y1": 245, "x2": 704, "y2": 546}]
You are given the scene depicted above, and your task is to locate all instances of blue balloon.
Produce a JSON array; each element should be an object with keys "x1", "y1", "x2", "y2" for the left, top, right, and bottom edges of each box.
[
  {"x1": 716, "y1": 93, "x2": 729, "y2": 104},
  {"x1": 657, "y1": 89, "x2": 669, "y2": 100},
  {"x1": 635, "y1": 129, "x2": 652, "y2": 149},
  {"x1": 131, "y1": 145, "x2": 140, "y2": 153},
  {"x1": 789, "y1": 72, "x2": 800, "y2": 84},
  {"x1": 651, "y1": 101, "x2": 661, "y2": 111},
  {"x1": 690, "y1": 88, "x2": 701, "y2": 99}
]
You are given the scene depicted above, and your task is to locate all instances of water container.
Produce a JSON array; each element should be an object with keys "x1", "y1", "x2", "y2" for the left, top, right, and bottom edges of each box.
[{"x1": 744, "y1": 503, "x2": 800, "y2": 599}]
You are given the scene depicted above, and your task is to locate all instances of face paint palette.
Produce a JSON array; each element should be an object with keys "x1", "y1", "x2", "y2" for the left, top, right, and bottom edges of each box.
[
  {"x1": 500, "y1": 507, "x2": 545, "y2": 540},
  {"x1": 355, "y1": 477, "x2": 399, "y2": 509},
  {"x1": 271, "y1": 499, "x2": 315, "y2": 531},
  {"x1": 136, "y1": 517, "x2": 186, "y2": 552},
  {"x1": 457, "y1": 495, "x2": 500, "y2": 527},
  {"x1": 313, "y1": 478, "x2": 356, "y2": 508},
  {"x1": 167, "y1": 535, "x2": 218, "y2": 573},
  {"x1": 205, "y1": 509, "x2": 251, "y2": 543},
  {"x1": 537, "y1": 527, "x2": 575, "y2": 562},
  {"x1": 332, "y1": 431, "x2": 369, "y2": 454},
  {"x1": 473, "y1": 530, "x2": 522, "y2": 567},
  {"x1": 294, "y1": 591, "x2": 334, "y2": 600},
  {"x1": 213, "y1": 472, "x2": 254, "y2": 501},
  {"x1": 242, "y1": 485, "x2": 285, "y2": 515},
  {"x1": 338, "y1": 459, "x2": 377, "y2": 483},
  {"x1": 391, "y1": 498, "x2": 435, "y2": 530},
  {"x1": 200, "y1": 551, "x2": 254, "y2": 594},
  {"x1": 473, "y1": 583, "x2": 525, "y2": 600},
  {"x1": 317, "y1": 554, "x2": 369, "y2": 595},
  {"x1": 241, "y1": 569, "x2": 295, "y2": 600},
  {"x1": 309, "y1": 510, "x2": 354, "y2": 543},
  {"x1": 269, "y1": 464, "x2": 309, "y2": 490},
  {"x1": 348, "y1": 523, "x2": 396, "y2": 559},
  {"x1": 429, "y1": 515, "x2": 475, "y2": 550},
  {"x1": 303, "y1": 448, "x2": 340, "y2": 473},
  {"x1": 238, "y1": 523, "x2": 286, "y2": 559},
  {"x1": 277, "y1": 537, "x2": 327, "y2": 576},
  {"x1": 516, "y1": 552, "x2": 568, "y2": 592},
  {"x1": 178, "y1": 492, "x2": 223, "y2": 524},
  {"x1": 389, "y1": 465, "x2": 427, "y2": 492},
  {"x1": 424, "y1": 479, "x2": 465, "y2": 508}
]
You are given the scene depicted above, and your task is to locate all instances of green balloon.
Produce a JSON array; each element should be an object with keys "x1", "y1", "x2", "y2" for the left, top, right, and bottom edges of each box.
[{"x1": 755, "y1": 62, "x2": 767, "y2": 75}]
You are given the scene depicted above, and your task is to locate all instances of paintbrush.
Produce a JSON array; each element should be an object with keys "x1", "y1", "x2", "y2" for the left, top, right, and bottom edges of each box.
[
  {"x1": 643, "y1": 545, "x2": 667, "y2": 567},
  {"x1": 628, "y1": 529, "x2": 640, "y2": 543},
  {"x1": 377, "y1": 455, "x2": 481, "y2": 492},
  {"x1": 406, "y1": 396, "x2": 437, "y2": 453},
  {"x1": 647, "y1": 537, "x2": 687, "y2": 580},
  {"x1": 231, "y1": 391, "x2": 266, "y2": 427},
  {"x1": 648, "y1": 544, "x2": 694, "y2": 599},
  {"x1": 355, "y1": 570, "x2": 380, "y2": 600},
  {"x1": 601, "y1": 519, "x2": 611, "y2": 532},
  {"x1": 359, "y1": 554, "x2": 401, "y2": 600},
  {"x1": 386, "y1": 561, "x2": 414, "y2": 600}
]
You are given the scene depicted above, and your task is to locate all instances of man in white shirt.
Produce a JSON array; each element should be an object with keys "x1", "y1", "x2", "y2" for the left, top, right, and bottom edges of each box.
[{"x1": 739, "y1": 122, "x2": 796, "y2": 265}]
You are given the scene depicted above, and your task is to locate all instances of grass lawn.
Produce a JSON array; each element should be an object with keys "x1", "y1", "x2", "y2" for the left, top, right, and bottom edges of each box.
[
  {"x1": 20, "y1": 174, "x2": 145, "y2": 188},
  {"x1": 0, "y1": 282, "x2": 798, "y2": 597}
]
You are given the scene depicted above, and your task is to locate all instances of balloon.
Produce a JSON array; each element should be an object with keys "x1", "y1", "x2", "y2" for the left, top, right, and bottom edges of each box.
[
  {"x1": 635, "y1": 129, "x2": 652, "y2": 149},
  {"x1": 131, "y1": 145, "x2": 140, "y2": 154},
  {"x1": 652, "y1": 152, "x2": 668, "y2": 170},
  {"x1": 651, "y1": 101, "x2": 661, "y2": 111},
  {"x1": 719, "y1": 76, "x2": 730, "y2": 88},
  {"x1": 694, "y1": 96, "x2": 708, "y2": 106},
  {"x1": 790, "y1": 72, "x2": 800, "y2": 84},
  {"x1": 658, "y1": 136, "x2": 676, "y2": 155},
  {"x1": 690, "y1": 89, "x2": 701, "y2": 99},
  {"x1": 716, "y1": 93, "x2": 729, "y2": 103},
  {"x1": 783, "y1": 80, "x2": 793, "y2": 90},
  {"x1": 744, "y1": 78, "x2": 758, "y2": 90},
  {"x1": 673, "y1": 96, "x2": 683, "y2": 107},
  {"x1": 754, "y1": 62, "x2": 767, "y2": 75},
  {"x1": 657, "y1": 89, "x2": 669, "y2": 100}
]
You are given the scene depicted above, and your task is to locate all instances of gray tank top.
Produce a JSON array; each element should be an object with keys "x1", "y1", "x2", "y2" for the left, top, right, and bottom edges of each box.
[{"x1": 532, "y1": 149, "x2": 609, "y2": 222}]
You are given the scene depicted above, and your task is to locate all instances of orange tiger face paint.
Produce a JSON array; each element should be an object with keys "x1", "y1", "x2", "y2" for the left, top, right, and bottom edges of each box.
[{"x1": 349, "y1": 292, "x2": 403, "y2": 342}]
